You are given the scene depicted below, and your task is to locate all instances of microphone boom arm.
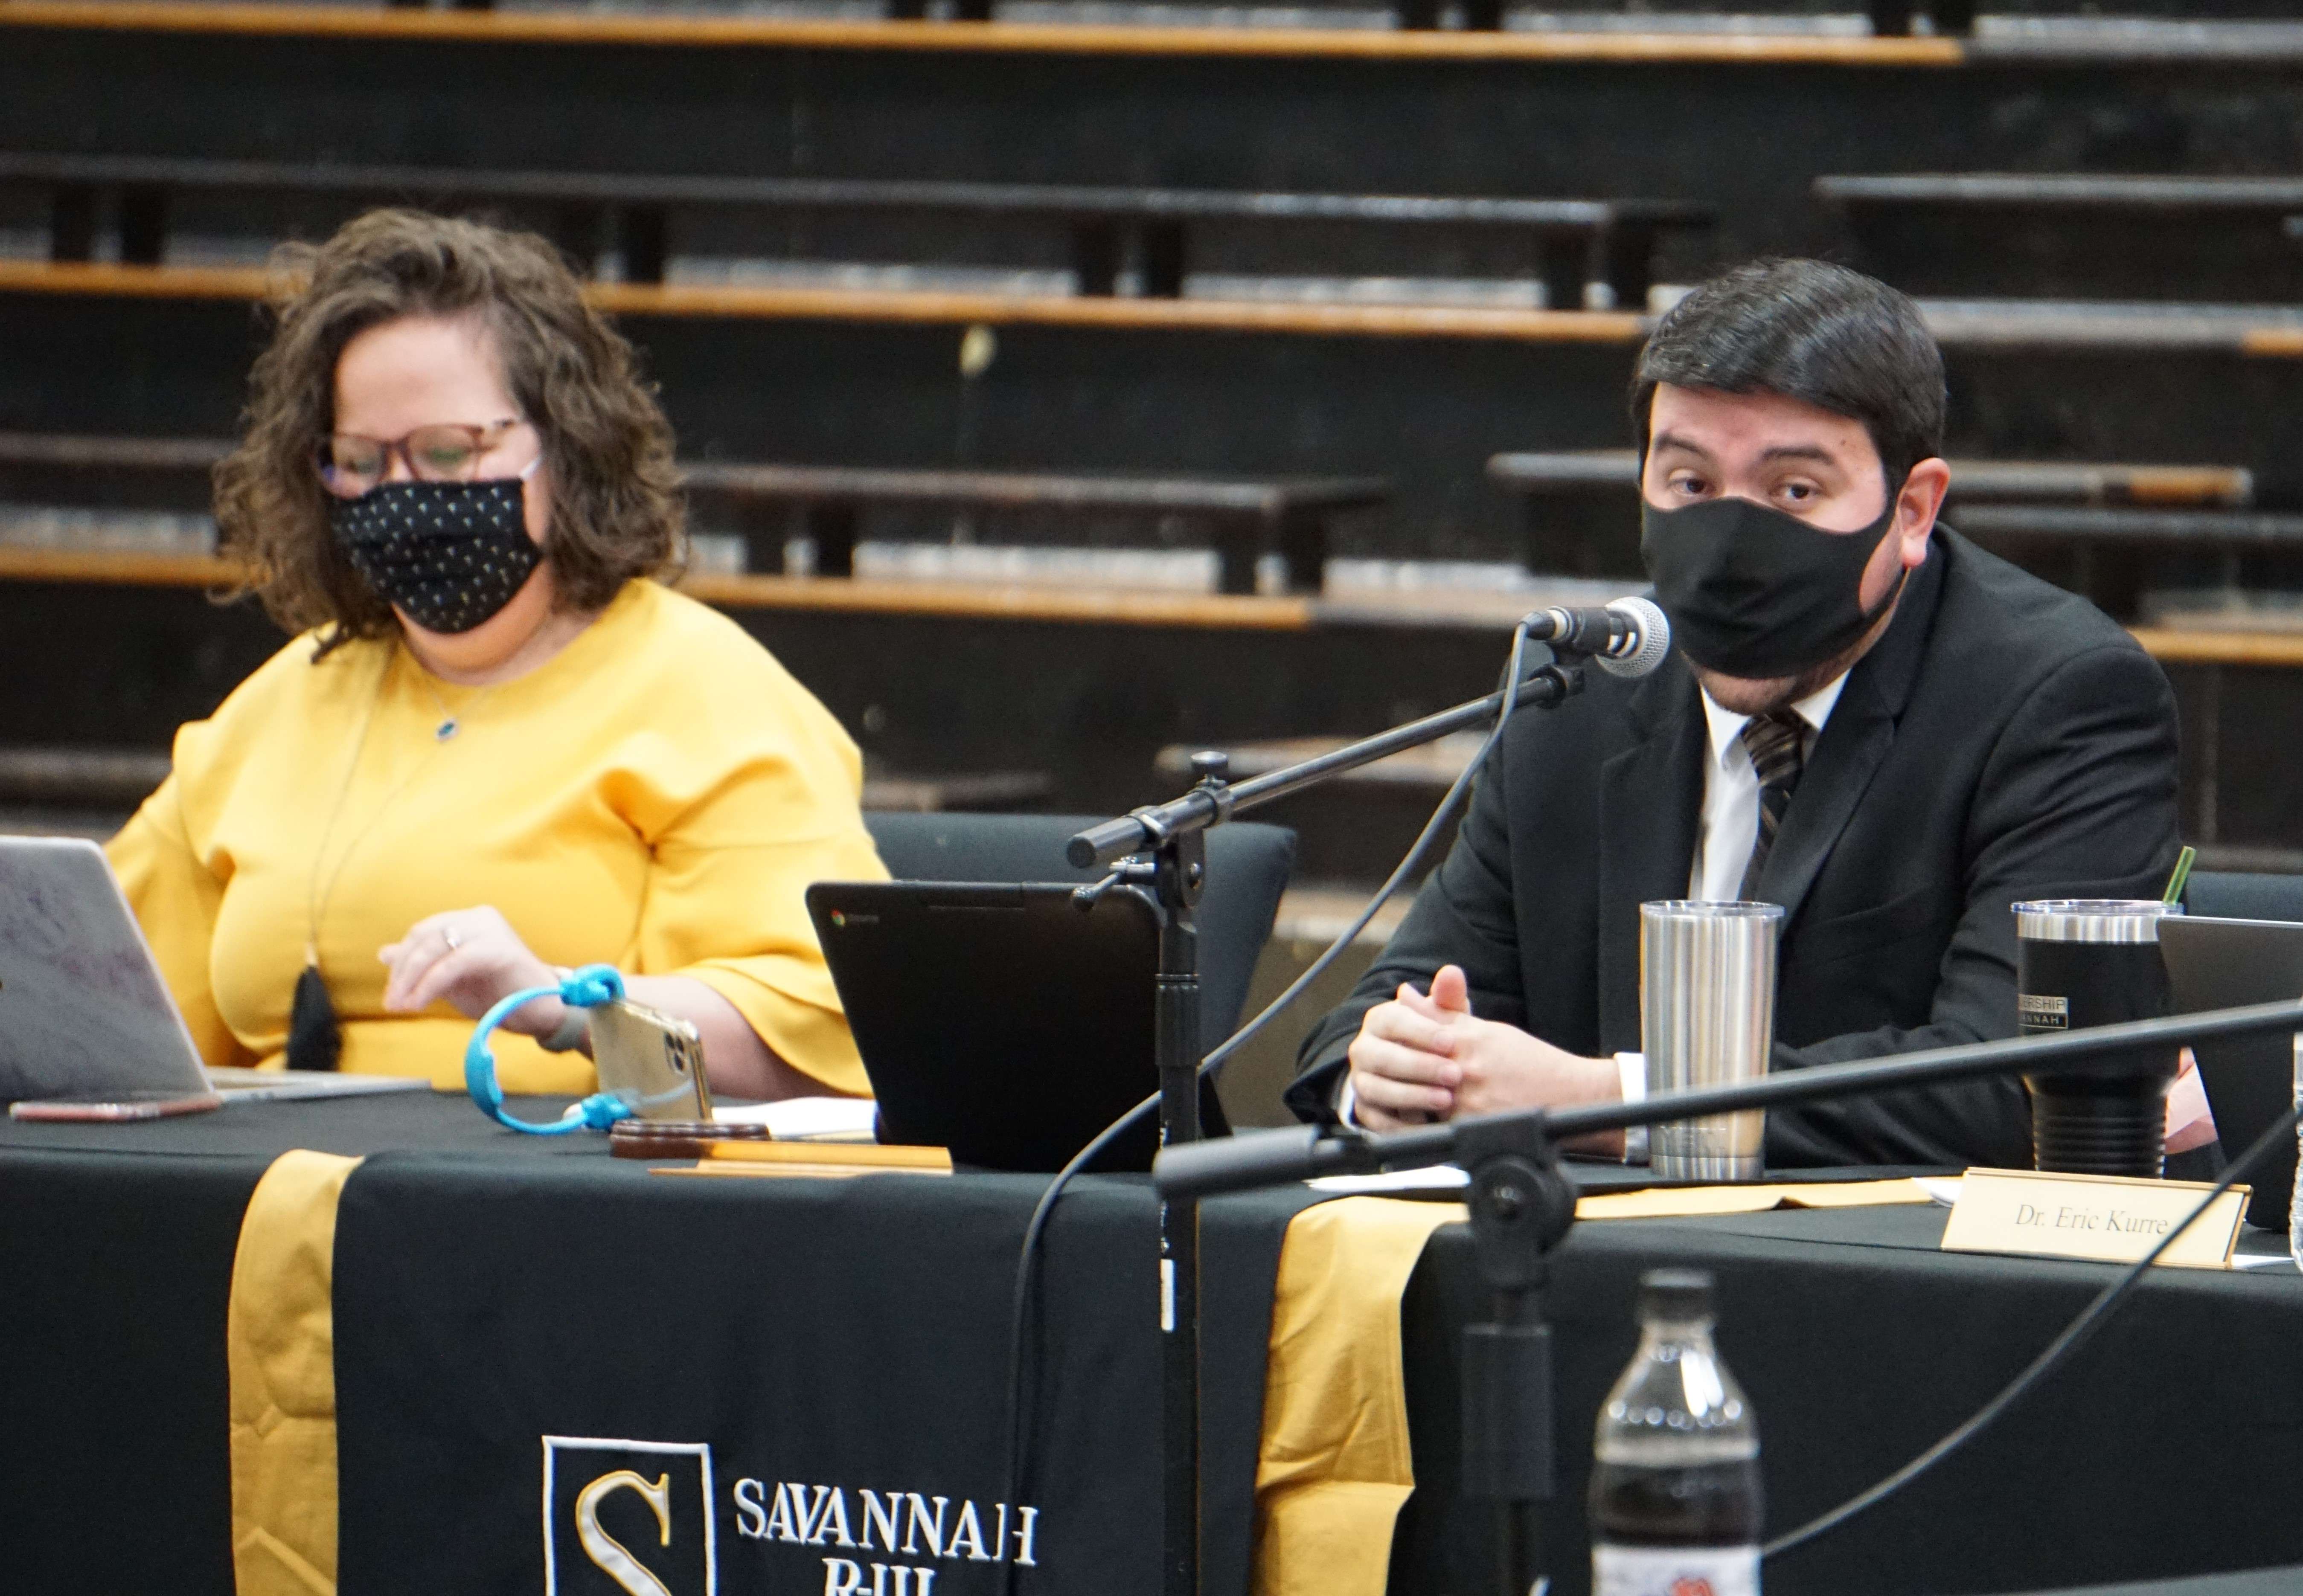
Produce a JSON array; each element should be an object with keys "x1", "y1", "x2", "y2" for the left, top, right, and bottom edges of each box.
[
  {"x1": 1154, "y1": 996, "x2": 2303, "y2": 1198},
  {"x1": 1067, "y1": 654, "x2": 1585, "y2": 870}
]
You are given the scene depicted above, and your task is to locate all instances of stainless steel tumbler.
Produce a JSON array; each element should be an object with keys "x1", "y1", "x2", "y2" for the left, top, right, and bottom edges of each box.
[
  {"x1": 2013, "y1": 899, "x2": 2182, "y2": 1178},
  {"x1": 1640, "y1": 900, "x2": 1785, "y2": 1182}
]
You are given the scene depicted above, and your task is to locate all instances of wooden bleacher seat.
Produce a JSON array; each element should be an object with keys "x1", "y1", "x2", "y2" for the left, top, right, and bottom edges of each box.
[
  {"x1": 0, "y1": 534, "x2": 2294, "y2": 671},
  {"x1": 0, "y1": 541, "x2": 1341, "y2": 633},
  {"x1": 1157, "y1": 733, "x2": 1474, "y2": 788},
  {"x1": 0, "y1": 433, "x2": 1387, "y2": 596},
  {"x1": 15, "y1": 429, "x2": 2291, "y2": 618},
  {"x1": 0, "y1": 432, "x2": 229, "y2": 474},
  {"x1": 376, "y1": 0, "x2": 1980, "y2": 44},
  {"x1": 684, "y1": 464, "x2": 1387, "y2": 594},
  {"x1": 32, "y1": 1, "x2": 2297, "y2": 61},
  {"x1": 31, "y1": 1, "x2": 2284, "y2": 61},
  {"x1": 0, "y1": 744, "x2": 1052, "y2": 835},
  {"x1": 375, "y1": 0, "x2": 1962, "y2": 41},
  {"x1": 1489, "y1": 449, "x2": 2252, "y2": 508},
  {"x1": 24, "y1": 256, "x2": 2303, "y2": 369},
  {"x1": 0, "y1": 746, "x2": 172, "y2": 812},
  {"x1": 0, "y1": 430, "x2": 225, "y2": 523},
  {"x1": 20, "y1": 3, "x2": 2303, "y2": 68},
  {"x1": 1816, "y1": 173, "x2": 2303, "y2": 302},
  {"x1": 0, "y1": 3, "x2": 1974, "y2": 66},
  {"x1": 0, "y1": 258, "x2": 1665, "y2": 347},
  {"x1": 404, "y1": 0, "x2": 2266, "y2": 38},
  {"x1": 1484, "y1": 449, "x2": 2268, "y2": 618},
  {"x1": 1952, "y1": 504, "x2": 2303, "y2": 621},
  {"x1": 0, "y1": 152, "x2": 1712, "y2": 312}
]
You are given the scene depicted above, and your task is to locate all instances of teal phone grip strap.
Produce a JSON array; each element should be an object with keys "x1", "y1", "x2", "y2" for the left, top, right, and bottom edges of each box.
[{"x1": 463, "y1": 963, "x2": 633, "y2": 1135}]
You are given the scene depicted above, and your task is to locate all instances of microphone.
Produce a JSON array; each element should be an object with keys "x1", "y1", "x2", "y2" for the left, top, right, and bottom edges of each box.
[{"x1": 1527, "y1": 597, "x2": 1670, "y2": 679}]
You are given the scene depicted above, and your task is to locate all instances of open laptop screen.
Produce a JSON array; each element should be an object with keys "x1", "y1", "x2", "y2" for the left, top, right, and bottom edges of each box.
[
  {"x1": 808, "y1": 879, "x2": 1227, "y2": 1172},
  {"x1": 2158, "y1": 913, "x2": 2303, "y2": 1230}
]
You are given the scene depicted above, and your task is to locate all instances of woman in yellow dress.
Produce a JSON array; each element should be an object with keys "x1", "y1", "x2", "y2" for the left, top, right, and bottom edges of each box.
[{"x1": 108, "y1": 208, "x2": 885, "y2": 1100}]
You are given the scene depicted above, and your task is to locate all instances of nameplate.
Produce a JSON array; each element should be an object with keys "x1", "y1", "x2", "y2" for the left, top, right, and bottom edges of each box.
[{"x1": 1941, "y1": 1167, "x2": 2248, "y2": 1269}]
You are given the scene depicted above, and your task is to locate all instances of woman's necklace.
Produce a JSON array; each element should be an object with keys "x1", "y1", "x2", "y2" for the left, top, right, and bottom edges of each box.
[
  {"x1": 306, "y1": 648, "x2": 498, "y2": 939},
  {"x1": 288, "y1": 646, "x2": 497, "y2": 1068},
  {"x1": 304, "y1": 651, "x2": 394, "y2": 973},
  {"x1": 413, "y1": 668, "x2": 476, "y2": 741}
]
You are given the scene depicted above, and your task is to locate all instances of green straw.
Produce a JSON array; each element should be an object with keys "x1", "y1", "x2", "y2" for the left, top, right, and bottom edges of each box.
[{"x1": 2163, "y1": 844, "x2": 2197, "y2": 906}]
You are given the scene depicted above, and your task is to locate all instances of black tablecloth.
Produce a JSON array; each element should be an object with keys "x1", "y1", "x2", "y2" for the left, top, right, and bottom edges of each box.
[
  {"x1": 0, "y1": 1091, "x2": 605, "y2": 1595},
  {"x1": 330, "y1": 1150, "x2": 1316, "y2": 1596},
  {"x1": 0, "y1": 1091, "x2": 1317, "y2": 1596},
  {"x1": 8, "y1": 1094, "x2": 2303, "y2": 1596},
  {"x1": 1398, "y1": 1204, "x2": 2303, "y2": 1596}
]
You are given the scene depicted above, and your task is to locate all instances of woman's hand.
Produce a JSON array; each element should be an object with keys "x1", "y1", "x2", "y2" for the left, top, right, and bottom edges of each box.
[
  {"x1": 378, "y1": 909, "x2": 823, "y2": 1099},
  {"x1": 378, "y1": 905, "x2": 564, "y2": 1034}
]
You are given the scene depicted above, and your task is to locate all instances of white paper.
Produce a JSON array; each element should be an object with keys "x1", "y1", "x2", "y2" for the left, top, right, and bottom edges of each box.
[
  {"x1": 712, "y1": 1096, "x2": 879, "y2": 1142},
  {"x1": 2230, "y1": 1250, "x2": 2297, "y2": 1271},
  {"x1": 1916, "y1": 1177, "x2": 1965, "y2": 1207},
  {"x1": 1307, "y1": 1164, "x2": 1469, "y2": 1194}
]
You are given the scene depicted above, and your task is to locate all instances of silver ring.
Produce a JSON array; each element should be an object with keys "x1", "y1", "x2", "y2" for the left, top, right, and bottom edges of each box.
[{"x1": 443, "y1": 927, "x2": 463, "y2": 952}]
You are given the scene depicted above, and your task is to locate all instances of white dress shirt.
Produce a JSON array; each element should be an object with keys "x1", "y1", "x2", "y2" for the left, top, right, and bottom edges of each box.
[
  {"x1": 1688, "y1": 673, "x2": 1850, "y2": 902},
  {"x1": 1605, "y1": 673, "x2": 1848, "y2": 1155},
  {"x1": 1342, "y1": 671, "x2": 1852, "y2": 1147}
]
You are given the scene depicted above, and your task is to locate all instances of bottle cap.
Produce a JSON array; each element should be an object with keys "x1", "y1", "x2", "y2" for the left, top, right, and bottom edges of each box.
[{"x1": 1638, "y1": 1268, "x2": 1714, "y2": 1322}]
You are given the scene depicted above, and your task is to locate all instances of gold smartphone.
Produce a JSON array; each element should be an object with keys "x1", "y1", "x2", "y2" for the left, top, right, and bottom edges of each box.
[{"x1": 588, "y1": 998, "x2": 712, "y2": 1123}]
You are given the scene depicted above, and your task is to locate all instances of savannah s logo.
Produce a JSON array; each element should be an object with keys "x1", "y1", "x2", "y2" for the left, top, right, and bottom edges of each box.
[{"x1": 543, "y1": 1436, "x2": 718, "y2": 1596}]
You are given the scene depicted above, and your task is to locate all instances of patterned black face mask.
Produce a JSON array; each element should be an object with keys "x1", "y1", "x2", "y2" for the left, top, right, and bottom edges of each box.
[{"x1": 331, "y1": 476, "x2": 544, "y2": 634}]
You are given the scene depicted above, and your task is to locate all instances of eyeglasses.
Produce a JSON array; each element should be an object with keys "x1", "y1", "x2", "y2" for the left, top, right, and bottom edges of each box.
[{"x1": 316, "y1": 418, "x2": 528, "y2": 499}]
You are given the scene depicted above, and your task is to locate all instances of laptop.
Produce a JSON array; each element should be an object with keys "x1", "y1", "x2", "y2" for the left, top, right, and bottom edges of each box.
[
  {"x1": 0, "y1": 835, "x2": 424, "y2": 1114},
  {"x1": 806, "y1": 879, "x2": 1228, "y2": 1172},
  {"x1": 2157, "y1": 913, "x2": 2303, "y2": 1229}
]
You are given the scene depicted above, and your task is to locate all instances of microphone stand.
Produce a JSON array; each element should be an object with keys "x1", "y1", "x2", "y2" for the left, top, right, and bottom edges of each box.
[
  {"x1": 1067, "y1": 647, "x2": 1588, "y2": 1596},
  {"x1": 1153, "y1": 998, "x2": 2303, "y2": 1596}
]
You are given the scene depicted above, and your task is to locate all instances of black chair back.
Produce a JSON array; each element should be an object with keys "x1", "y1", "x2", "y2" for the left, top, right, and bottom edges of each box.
[
  {"x1": 861, "y1": 811, "x2": 1297, "y2": 1044},
  {"x1": 2184, "y1": 870, "x2": 2303, "y2": 923}
]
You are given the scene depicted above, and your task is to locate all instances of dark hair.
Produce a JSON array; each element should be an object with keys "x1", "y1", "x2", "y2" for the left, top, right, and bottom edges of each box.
[
  {"x1": 1629, "y1": 258, "x2": 1947, "y2": 492},
  {"x1": 213, "y1": 208, "x2": 683, "y2": 648}
]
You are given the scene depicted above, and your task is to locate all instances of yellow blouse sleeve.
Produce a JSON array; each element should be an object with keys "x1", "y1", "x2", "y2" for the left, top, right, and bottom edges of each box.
[
  {"x1": 631, "y1": 688, "x2": 887, "y2": 1096},
  {"x1": 106, "y1": 765, "x2": 254, "y2": 1069}
]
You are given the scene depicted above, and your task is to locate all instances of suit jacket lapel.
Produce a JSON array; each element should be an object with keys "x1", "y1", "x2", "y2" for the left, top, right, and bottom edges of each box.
[
  {"x1": 1755, "y1": 544, "x2": 1947, "y2": 930},
  {"x1": 1597, "y1": 660, "x2": 1706, "y2": 1052}
]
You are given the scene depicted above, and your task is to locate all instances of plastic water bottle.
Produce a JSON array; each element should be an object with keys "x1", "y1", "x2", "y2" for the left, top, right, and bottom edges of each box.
[{"x1": 1589, "y1": 1268, "x2": 1762, "y2": 1596}]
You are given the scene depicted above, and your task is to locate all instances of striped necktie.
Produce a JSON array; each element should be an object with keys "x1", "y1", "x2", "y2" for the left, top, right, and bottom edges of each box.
[{"x1": 1737, "y1": 709, "x2": 1807, "y2": 901}]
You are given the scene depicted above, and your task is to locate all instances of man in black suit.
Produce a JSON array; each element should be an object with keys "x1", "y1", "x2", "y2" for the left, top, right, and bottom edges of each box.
[{"x1": 1288, "y1": 258, "x2": 2182, "y2": 1168}]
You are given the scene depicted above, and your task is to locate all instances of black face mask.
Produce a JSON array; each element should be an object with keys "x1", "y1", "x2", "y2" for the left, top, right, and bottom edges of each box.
[
  {"x1": 1639, "y1": 492, "x2": 1903, "y2": 680},
  {"x1": 331, "y1": 476, "x2": 543, "y2": 635}
]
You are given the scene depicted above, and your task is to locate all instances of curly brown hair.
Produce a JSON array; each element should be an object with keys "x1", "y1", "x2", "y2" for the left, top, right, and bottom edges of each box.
[{"x1": 213, "y1": 208, "x2": 683, "y2": 649}]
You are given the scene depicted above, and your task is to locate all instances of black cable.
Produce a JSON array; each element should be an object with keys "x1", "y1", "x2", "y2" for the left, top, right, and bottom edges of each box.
[
  {"x1": 1764, "y1": 1100, "x2": 2303, "y2": 1561},
  {"x1": 1203, "y1": 612, "x2": 1535, "y2": 1077},
  {"x1": 994, "y1": 616, "x2": 1538, "y2": 1584}
]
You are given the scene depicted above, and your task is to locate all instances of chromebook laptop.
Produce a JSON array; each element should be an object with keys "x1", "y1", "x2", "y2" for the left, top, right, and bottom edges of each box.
[
  {"x1": 2158, "y1": 912, "x2": 2303, "y2": 1230},
  {"x1": 806, "y1": 879, "x2": 1227, "y2": 1172},
  {"x1": 0, "y1": 835, "x2": 422, "y2": 1114}
]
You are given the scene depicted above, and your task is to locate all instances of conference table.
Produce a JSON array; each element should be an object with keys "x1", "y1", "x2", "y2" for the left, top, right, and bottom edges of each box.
[{"x1": 5, "y1": 1089, "x2": 2302, "y2": 1596}]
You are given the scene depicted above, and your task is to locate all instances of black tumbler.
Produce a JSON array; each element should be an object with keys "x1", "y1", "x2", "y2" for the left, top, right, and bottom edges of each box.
[{"x1": 2014, "y1": 899, "x2": 2181, "y2": 1178}]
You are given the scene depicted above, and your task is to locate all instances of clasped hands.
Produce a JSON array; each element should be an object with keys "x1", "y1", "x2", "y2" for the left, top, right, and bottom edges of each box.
[
  {"x1": 1354, "y1": 972, "x2": 2216, "y2": 1158},
  {"x1": 1346, "y1": 964, "x2": 1625, "y2": 1152}
]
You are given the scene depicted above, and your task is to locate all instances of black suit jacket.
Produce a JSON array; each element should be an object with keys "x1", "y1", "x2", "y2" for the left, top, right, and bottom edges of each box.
[{"x1": 1288, "y1": 531, "x2": 2183, "y2": 1167}]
